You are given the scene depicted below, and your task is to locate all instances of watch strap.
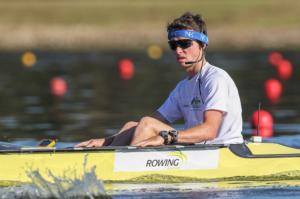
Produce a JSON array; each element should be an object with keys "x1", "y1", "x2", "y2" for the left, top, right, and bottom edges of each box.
[
  {"x1": 168, "y1": 130, "x2": 178, "y2": 144},
  {"x1": 159, "y1": 131, "x2": 169, "y2": 145}
]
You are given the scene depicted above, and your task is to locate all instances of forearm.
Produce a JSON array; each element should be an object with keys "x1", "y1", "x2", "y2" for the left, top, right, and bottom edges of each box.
[
  {"x1": 177, "y1": 124, "x2": 218, "y2": 143},
  {"x1": 175, "y1": 110, "x2": 223, "y2": 144}
]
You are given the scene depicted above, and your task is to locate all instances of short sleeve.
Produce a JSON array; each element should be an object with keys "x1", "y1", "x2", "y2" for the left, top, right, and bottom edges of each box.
[{"x1": 157, "y1": 86, "x2": 182, "y2": 123}]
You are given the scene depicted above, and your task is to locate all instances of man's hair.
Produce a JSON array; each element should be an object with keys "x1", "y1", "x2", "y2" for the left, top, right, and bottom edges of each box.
[{"x1": 167, "y1": 12, "x2": 207, "y2": 36}]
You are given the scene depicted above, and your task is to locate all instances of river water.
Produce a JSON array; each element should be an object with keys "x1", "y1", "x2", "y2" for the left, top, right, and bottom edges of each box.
[{"x1": 0, "y1": 49, "x2": 300, "y2": 198}]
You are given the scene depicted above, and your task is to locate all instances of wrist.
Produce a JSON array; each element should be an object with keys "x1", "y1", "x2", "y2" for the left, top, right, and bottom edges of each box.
[
  {"x1": 168, "y1": 130, "x2": 178, "y2": 144},
  {"x1": 159, "y1": 131, "x2": 171, "y2": 145}
]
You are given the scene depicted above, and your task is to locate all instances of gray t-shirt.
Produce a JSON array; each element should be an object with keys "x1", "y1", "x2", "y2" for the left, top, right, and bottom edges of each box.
[{"x1": 158, "y1": 62, "x2": 243, "y2": 144}]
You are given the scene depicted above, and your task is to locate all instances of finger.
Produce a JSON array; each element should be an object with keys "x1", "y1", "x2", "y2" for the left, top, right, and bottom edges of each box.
[
  {"x1": 141, "y1": 143, "x2": 150, "y2": 147},
  {"x1": 140, "y1": 140, "x2": 153, "y2": 147},
  {"x1": 134, "y1": 141, "x2": 146, "y2": 147},
  {"x1": 74, "y1": 140, "x2": 91, "y2": 147},
  {"x1": 142, "y1": 139, "x2": 162, "y2": 147},
  {"x1": 87, "y1": 140, "x2": 97, "y2": 147}
]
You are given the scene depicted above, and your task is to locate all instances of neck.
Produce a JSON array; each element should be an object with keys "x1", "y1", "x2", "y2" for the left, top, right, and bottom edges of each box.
[{"x1": 187, "y1": 58, "x2": 206, "y2": 78}]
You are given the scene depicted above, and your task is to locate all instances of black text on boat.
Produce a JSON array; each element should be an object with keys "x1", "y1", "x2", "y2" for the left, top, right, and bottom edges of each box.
[{"x1": 145, "y1": 158, "x2": 180, "y2": 167}]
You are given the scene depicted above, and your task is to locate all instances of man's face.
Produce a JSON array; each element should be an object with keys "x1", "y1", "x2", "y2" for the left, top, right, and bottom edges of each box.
[{"x1": 169, "y1": 37, "x2": 203, "y2": 73}]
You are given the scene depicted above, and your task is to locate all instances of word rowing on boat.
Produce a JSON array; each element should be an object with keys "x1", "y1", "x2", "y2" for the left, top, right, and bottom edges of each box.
[{"x1": 0, "y1": 141, "x2": 300, "y2": 185}]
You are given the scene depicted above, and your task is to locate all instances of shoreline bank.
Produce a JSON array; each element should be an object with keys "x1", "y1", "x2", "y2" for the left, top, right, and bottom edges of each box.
[
  {"x1": 1, "y1": 0, "x2": 300, "y2": 51},
  {"x1": 1, "y1": 25, "x2": 300, "y2": 51}
]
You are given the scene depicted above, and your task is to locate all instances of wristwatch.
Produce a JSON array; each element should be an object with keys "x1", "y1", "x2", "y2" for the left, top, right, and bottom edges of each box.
[
  {"x1": 168, "y1": 130, "x2": 178, "y2": 144},
  {"x1": 159, "y1": 130, "x2": 169, "y2": 145}
]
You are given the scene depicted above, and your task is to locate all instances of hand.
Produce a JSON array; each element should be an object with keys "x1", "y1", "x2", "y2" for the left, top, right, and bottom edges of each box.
[
  {"x1": 134, "y1": 136, "x2": 164, "y2": 147},
  {"x1": 74, "y1": 138, "x2": 105, "y2": 148}
]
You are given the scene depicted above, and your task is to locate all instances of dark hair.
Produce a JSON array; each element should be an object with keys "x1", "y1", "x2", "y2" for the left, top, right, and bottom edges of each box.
[
  {"x1": 167, "y1": 12, "x2": 207, "y2": 34},
  {"x1": 167, "y1": 12, "x2": 207, "y2": 46}
]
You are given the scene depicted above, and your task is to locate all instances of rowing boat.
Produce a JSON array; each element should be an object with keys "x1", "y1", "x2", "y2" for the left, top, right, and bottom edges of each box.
[{"x1": 0, "y1": 141, "x2": 300, "y2": 185}]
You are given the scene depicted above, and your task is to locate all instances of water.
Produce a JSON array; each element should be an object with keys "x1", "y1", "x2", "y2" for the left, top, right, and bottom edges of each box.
[
  {"x1": 0, "y1": 165, "x2": 109, "y2": 199},
  {"x1": 2, "y1": 179, "x2": 300, "y2": 198},
  {"x1": 0, "y1": 50, "x2": 300, "y2": 198},
  {"x1": 110, "y1": 185, "x2": 300, "y2": 199},
  {"x1": 0, "y1": 50, "x2": 300, "y2": 141}
]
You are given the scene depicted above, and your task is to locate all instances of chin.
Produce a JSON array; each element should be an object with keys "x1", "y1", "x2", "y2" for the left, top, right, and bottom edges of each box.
[
  {"x1": 181, "y1": 63, "x2": 190, "y2": 68},
  {"x1": 178, "y1": 62, "x2": 187, "y2": 67}
]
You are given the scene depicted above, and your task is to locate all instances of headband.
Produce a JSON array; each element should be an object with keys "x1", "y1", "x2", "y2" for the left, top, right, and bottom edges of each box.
[{"x1": 168, "y1": 29, "x2": 209, "y2": 45}]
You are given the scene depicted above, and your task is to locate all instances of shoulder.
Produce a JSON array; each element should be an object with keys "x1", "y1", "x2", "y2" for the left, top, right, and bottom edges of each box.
[
  {"x1": 201, "y1": 64, "x2": 235, "y2": 90},
  {"x1": 173, "y1": 77, "x2": 189, "y2": 91},
  {"x1": 204, "y1": 63, "x2": 230, "y2": 80}
]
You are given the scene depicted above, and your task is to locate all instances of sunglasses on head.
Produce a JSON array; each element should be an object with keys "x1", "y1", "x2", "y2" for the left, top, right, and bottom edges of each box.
[{"x1": 168, "y1": 39, "x2": 193, "y2": 50}]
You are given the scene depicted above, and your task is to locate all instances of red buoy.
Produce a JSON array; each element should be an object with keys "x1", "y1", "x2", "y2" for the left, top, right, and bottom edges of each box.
[
  {"x1": 252, "y1": 128, "x2": 273, "y2": 138},
  {"x1": 276, "y1": 59, "x2": 293, "y2": 80},
  {"x1": 264, "y1": 78, "x2": 282, "y2": 104},
  {"x1": 251, "y1": 110, "x2": 273, "y2": 137},
  {"x1": 268, "y1": 51, "x2": 283, "y2": 67},
  {"x1": 118, "y1": 58, "x2": 135, "y2": 80},
  {"x1": 50, "y1": 77, "x2": 68, "y2": 97}
]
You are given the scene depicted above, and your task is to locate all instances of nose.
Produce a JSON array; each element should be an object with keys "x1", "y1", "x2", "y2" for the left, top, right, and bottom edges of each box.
[{"x1": 175, "y1": 46, "x2": 183, "y2": 54}]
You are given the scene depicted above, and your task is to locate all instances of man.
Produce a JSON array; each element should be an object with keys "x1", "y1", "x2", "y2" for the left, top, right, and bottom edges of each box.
[{"x1": 75, "y1": 12, "x2": 243, "y2": 148}]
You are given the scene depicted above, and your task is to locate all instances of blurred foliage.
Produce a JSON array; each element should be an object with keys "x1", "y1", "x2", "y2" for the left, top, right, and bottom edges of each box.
[
  {"x1": 0, "y1": 0, "x2": 299, "y2": 28},
  {"x1": 0, "y1": 0, "x2": 300, "y2": 50}
]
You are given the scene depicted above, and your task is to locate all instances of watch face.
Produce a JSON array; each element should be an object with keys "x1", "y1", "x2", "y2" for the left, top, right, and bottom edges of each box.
[
  {"x1": 159, "y1": 131, "x2": 168, "y2": 137},
  {"x1": 159, "y1": 131, "x2": 169, "y2": 144},
  {"x1": 169, "y1": 130, "x2": 178, "y2": 135},
  {"x1": 168, "y1": 130, "x2": 178, "y2": 144}
]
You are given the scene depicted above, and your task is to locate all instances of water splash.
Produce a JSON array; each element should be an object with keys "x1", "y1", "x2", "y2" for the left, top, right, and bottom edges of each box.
[{"x1": 0, "y1": 155, "x2": 110, "y2": 199}]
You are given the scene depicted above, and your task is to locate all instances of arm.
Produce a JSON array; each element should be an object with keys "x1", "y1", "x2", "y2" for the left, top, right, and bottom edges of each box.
[
  {"x1": 176, "y1": 73, "x2": 228, "y2": 143},
  {"x1": 134, "y1": 110, "x2": 223, "y2": 147},
  {"x1": 177, "y1": 110, "x2": 223, "y2": 143}
]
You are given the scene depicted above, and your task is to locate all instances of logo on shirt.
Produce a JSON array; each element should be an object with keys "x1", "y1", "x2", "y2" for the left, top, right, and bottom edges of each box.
[{"x1": 191, "y1": 97, "x2": 201, "y2": 109}]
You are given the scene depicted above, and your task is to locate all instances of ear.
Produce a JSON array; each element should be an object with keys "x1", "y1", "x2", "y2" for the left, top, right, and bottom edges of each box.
[{"x1": 200, "y1": 45, "x2": 206, "y2": 51}]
